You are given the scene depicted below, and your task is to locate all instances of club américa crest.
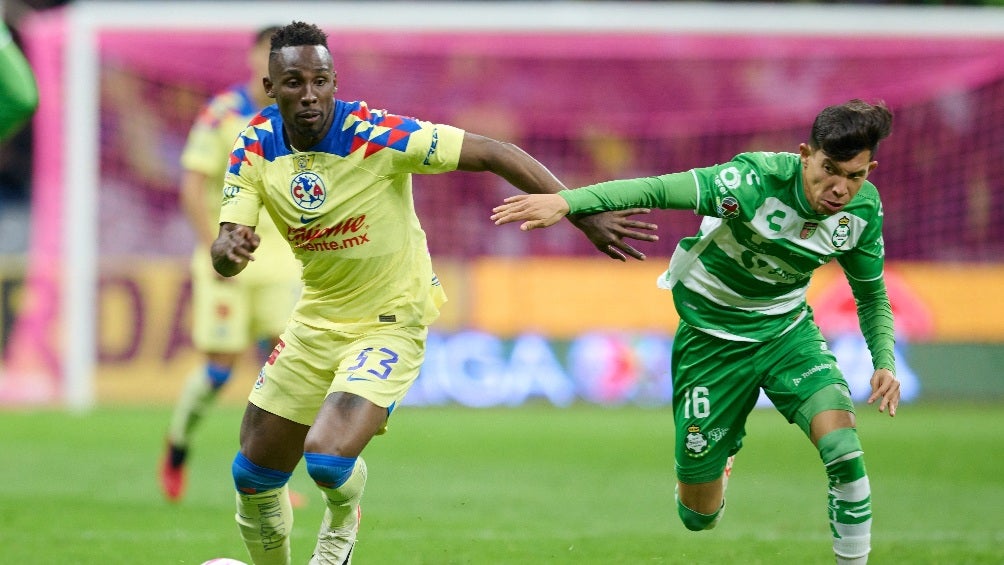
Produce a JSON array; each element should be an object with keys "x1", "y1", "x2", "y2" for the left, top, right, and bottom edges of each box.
[{"x1": 291, "y1": 172, "x2": 326, "y2": 211}]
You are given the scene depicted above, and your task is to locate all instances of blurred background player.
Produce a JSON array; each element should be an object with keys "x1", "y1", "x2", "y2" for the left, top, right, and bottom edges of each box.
[
  {"x1": 492, "y1": 100, "x2": 900, "y2": 564},
  {"x1": 0, "y1": 15, "x2": 38, "y2": 141},
  {"x1": 160, "y1": 26, "x2": 302, "y2": 503}
]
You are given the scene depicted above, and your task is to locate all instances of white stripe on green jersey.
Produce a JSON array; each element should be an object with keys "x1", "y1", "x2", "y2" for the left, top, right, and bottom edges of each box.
[{"x1": 660, "y1": 151, "x2": 885, "y2": 342}]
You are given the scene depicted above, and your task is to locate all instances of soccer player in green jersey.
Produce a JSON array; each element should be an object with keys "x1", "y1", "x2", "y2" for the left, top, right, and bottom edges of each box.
[
  {"x1": 0, "y1": 18, "x2": 38, "y2": 141},
  {"x1": 160, "y1": 26, "x2": 304, "y2": 505},
  {"x1": 211, "y1": 21, "x2": 655, "y2": 565},
  {"x1": 492, "y1": 100, "x2": 900, "y2": 564}
]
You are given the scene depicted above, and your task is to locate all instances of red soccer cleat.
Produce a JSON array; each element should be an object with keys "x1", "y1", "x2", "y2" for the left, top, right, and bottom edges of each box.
[{"x1": 160, "y1": 443, "x2": 187, "y2": 502}]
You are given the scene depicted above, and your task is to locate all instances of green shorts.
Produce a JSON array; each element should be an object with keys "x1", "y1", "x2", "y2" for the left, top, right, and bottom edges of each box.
[
  {"x1": 248, "y1": 319, "x2": 427, "y2": 426},
  {"x1": 672, "y1": 317, "x2": 854, "y2": 484}
]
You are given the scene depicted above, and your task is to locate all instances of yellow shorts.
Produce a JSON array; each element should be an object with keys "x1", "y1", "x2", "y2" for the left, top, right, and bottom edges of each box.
[
  {"x1": 248, "y1": 320, "x2": 428, "y2": 426},
  {"x1": 190, "y1": 272, "x2": 300, "y2": 353}
]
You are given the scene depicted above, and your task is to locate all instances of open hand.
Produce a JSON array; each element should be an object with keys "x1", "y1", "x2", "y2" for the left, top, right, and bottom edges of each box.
[
  {"x1": 867, "y1": 368, "x2": 900, "y2": 417},
  {"x1": 567, "y1": 209, "x2": 658, "y2": 261}
]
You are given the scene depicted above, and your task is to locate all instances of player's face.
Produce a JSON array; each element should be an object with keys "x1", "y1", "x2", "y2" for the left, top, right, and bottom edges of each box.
[
  {"x1": 265, "y1": 45, "x2": 337, "y2": 150},
  {"x1": 799, "y1": 143, "x2": 877, "y2": 215}
]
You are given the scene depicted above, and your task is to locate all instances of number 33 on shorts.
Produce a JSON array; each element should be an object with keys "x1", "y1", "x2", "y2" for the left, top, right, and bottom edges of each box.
[{"x1": 345, "y1": 347, "x2": 400, "y2": 382}]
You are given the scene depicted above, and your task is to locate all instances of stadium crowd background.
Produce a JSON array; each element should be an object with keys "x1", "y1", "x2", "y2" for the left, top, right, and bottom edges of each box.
[{"x1": 0, "y1": 0, "x2": 999, "y2": 256}]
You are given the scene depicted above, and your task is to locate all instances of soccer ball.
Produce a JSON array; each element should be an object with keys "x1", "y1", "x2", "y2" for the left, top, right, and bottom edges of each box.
[{"x1": 200, "y1": 560, "x2": 248, "y2": 565}]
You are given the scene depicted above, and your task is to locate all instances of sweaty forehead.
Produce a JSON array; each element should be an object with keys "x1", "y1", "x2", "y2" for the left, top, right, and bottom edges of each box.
[{"x1": 270, "y1": 45, "x2": 332, "y2": 74}]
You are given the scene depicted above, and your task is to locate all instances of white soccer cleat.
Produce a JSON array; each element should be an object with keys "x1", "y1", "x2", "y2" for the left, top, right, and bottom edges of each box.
[
  {"x1": 310, "y1": 457, "x2": 366, "y2": 565},
  {"x1": 309, "y1": 504, "x2": 361, "y2": 565}
]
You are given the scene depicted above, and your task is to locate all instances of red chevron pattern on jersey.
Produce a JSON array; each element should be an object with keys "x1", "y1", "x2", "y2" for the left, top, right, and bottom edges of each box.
[{"x1": 347, "y1": 105, "x2": 422, "y2": 159}]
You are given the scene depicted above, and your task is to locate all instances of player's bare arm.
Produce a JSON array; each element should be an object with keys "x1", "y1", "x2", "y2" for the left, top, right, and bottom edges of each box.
[
  {"x1": 460, "y1": 132, "x2": 657, "y2": 261},
  {"x1": 211, "y1": 222, "x2": 260, "y2": 277},
  {"x1": 867, "y1": 368, "x2": 900, "y2": 417}
]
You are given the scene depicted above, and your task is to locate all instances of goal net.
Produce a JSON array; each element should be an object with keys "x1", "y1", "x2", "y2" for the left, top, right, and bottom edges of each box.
[{"x1": 5, "y1": 1, "x2": 1003, "y2": 408}]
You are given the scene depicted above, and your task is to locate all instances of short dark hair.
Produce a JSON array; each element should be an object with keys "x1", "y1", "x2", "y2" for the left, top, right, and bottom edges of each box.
[
  {"x1": 270, "y1": 21, "x2": 329, "y2": 52},
  {"x1": 809, "y1": 99, "x2": 893, "y2": 161}
]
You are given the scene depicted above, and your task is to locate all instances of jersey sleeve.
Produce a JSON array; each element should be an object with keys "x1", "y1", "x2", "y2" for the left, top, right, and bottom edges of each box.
[
  {"x1": 407, "y1": 121, "x2": 464, "y2": 174},
  {"x1": 561, "y1": 172, "x2": 697, "y2": 214},
  {"x1": 219, "y1": 130, "x2": 264, "y2": 228},
  {"x1": 838, "y1": 190, "x2": 894, "y2": 372},
  {"x1": 689, "y1": 154, "x2": 778, "y2": 222},
  {"x1": 345, "y1": 104, "x2": 464, "y2": 175},
  {"x1": 837, "y1": 204, "x2": 885, "y2": 282},
  {"x1": 846, "y1": 275, "x2": 897, "y2": 373}
]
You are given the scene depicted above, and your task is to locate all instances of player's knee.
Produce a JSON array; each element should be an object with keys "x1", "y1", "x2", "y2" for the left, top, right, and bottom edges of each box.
[
  {"x1": 304, "y1": 452, "x2": 357, "y2": 489},
  {"x1": 231, "y1": 452, "x2": 291, "y2": 494},
  {"x1": 677, "y1": 498, "x2": 724, "y2": 531},
  {"x1": 817, "y1": 427, "x2": 863, "y2": 469},
  {"x1": 818, "y1": 427, "x2": 870, "y2": 499},
  {"x1": 206, "y1": 363, "x2": 232, "y2": 390}
]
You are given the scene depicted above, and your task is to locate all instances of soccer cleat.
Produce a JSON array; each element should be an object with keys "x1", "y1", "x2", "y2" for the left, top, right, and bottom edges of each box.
[
  {"x1": 160, "y1": 442, "x2": 187, "y2": 502},
  {"x1": 309, "y1": 504, "x2": 362, "y2": 565}
]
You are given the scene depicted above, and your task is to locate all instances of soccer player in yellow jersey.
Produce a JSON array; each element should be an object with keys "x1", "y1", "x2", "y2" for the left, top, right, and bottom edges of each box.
[
  {"x1": 212, "y1": 21, "x2": 657, "y2": 565},
  {"x1": 160, "y1": 27, "x2": 302, "y2": 503}
]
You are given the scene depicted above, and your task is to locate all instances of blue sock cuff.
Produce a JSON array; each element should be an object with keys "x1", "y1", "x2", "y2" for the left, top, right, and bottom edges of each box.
[
  {"x1": 206, "y1": 363, "x2": 232, "y2": 389},
  {"x1": 232, "y1": 452, "x2": 292, "y2": 494},
  {"x1": 304, "y1": 452, "x2": 357, "y2": 489}
]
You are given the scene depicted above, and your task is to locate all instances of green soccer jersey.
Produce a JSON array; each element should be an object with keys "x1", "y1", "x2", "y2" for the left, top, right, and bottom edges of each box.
[
  {"x1": 0, "y1": 21, "x2": 38, "y2": 141},
  {"x1": 562, "y1": 152, "x2": 893, "y2": 363}
]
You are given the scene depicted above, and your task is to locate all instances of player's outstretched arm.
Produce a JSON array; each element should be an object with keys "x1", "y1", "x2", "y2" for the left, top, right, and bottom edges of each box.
[
  {"x1": 211, "y1": 222, "x2": 260, "y2": 277},
  {"x1": 460, "y1": 132, "x2": 657, "y2": 261},
  {"x1": 867, "y1": 368, "x2": 900, "y2": 417}
]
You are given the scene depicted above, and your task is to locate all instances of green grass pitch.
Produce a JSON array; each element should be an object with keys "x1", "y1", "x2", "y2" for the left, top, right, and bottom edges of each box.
[{"x1": 0, "y1": 401, "x2": 1001, "y2": 564}]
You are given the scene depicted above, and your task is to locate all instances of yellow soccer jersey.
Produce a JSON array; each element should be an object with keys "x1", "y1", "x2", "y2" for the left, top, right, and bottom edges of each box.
[
  {"x1": 180, "y1": 85, "x2": 297, "y2": 284},
  {"x1": 220, "y1": 100, "x2": 464, "y2": 331}
]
